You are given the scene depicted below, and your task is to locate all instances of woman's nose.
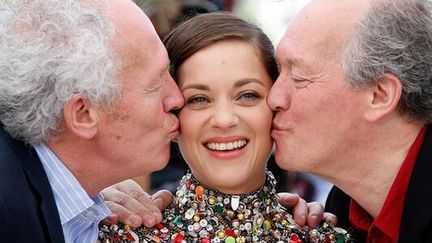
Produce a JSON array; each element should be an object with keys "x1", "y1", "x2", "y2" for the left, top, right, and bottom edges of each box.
[{"x1": 209, "y1": 102, "x2": 239, "y2": 129}]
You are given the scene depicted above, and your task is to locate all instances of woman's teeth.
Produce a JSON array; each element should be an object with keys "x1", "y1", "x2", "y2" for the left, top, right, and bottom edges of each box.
[{"x1": 206, "y1": 140, "x2": 247, "y2": 151}]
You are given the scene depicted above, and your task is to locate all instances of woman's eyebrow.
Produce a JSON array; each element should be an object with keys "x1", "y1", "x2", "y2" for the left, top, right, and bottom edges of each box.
[
  {"x1": 234, "y1": 78, "x2": 266, "y2": 88},
  {"x1": 181, "y1": 83, "x2": 210, "y2": 91}
]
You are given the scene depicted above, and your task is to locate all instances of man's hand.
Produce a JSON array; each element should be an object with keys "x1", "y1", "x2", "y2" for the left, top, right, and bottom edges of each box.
[
  {"x1": 101, "y1": 179, "x2": 173, "y2": 228},
  {"x1": 277, "y1": 193, "x2": 337, "y2": 228}
]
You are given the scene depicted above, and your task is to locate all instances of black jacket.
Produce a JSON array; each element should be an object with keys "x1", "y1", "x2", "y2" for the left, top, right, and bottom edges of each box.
[
  {"x1": 0, "y1": 127, "x2": 64, "y2": 243},
  {"x1": 326, "y1": 127, "x2": 432, "y2": 243}
]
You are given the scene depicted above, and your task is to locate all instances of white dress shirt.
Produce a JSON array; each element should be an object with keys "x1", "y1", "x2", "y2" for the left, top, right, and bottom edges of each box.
[{"x1": 34, "y1": 143, "x2": 111, "y2": 243}]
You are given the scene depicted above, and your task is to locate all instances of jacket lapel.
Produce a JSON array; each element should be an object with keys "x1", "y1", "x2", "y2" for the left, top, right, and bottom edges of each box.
[
  {"x1": 18, "y1": 144, "x2": 65, "y2": 243},
  {"x1": 399, "y1": 127, "x2": 432, "y2": 242}
]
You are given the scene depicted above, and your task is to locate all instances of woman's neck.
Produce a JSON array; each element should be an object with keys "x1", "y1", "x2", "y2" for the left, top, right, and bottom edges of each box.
[{"x1": 190, "y1": 170, "x2": 267, "y2": 195}]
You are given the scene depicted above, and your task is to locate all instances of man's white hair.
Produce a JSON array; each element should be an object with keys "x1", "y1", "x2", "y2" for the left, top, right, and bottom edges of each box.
[{"x1": 0, "y1": 0, "x2": 121, "y2": 144}]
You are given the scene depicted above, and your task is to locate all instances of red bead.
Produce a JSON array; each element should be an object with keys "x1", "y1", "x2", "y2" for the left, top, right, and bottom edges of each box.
[
  {"x1": 155, "y1": 223, "x2": 164, "y2": 229},
  {"x1": 126, "y1": 233, "x2": 136, "y2": 241},
  {"x1": 196, "y1": 211, "x2": 207, "y2": 217},
  {"x1": 224, "y1": 229, "x2": 236, "y2": 237},
  {"x1": 201, "y1": 237, "x2": 210, "y2": 243},
  {"x1": 290, "y1": 233, "x2": 303, "y2": 243},
  {"x1": 174, "y1": 233, "x2": 184, "y2": 243},
  {"x1": 186, "y1": 180, "x2": 192, "y2": 189},
  {"x1": 196, "y1": 195, "x2": 204, "y2": 202}
]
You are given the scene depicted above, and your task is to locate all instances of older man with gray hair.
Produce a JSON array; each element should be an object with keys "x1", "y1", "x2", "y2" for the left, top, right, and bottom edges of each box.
[
  {"x1": 268, "y1": 0, "x2": 432, "y2": 242},
  {"x1": 0, "y1": 0, "x2": 183, "y2": 242}
]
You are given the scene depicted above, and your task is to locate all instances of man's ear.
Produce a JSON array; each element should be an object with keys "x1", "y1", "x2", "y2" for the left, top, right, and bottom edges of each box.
[
  {"x1": 63, "y1": 94, "x2": 99, "y2": 139},
  {"x1": 364, "y1": 74, "x2": 402, "y2": 121}
]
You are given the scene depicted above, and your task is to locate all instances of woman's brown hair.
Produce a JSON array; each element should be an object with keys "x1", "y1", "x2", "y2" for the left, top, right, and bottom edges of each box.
[{"x1": 163, "y1": 12, "x2": 278, "y2": 82}]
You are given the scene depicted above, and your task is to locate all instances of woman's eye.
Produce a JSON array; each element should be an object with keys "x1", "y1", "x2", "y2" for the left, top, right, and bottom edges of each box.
[
  {"x1": 239, "y1": 92, "x2": 260, "y2": 101},
  {"x1": 187, "y1": 96, "x2": 208, "y2": 104}
]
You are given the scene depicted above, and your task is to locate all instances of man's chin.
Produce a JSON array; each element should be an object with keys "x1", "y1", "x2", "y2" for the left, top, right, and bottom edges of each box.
[
  {"x1": 274, "y1": 153, "x2": 296, "y2": 171},
  {"x1": 153, "y1": 155, "x2": 170, "y2": 172}
]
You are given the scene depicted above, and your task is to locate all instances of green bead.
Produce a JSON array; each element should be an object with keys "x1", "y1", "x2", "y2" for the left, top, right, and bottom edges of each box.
[
  {"x1": 337, "y1": 234, "x2": 346, "y2": 243},
  {"x1": 225, "y1": 236, "x2": 235, "y2": 243},
  {"x1": 275, "y1": 223, "x2": 284, "y2": 230},
  {"x1": 173, "y1": 215, "x2": 181, "y2": 224},
  {"x1": 214, "y1": 204, "x2": 224, "y2": 214}
]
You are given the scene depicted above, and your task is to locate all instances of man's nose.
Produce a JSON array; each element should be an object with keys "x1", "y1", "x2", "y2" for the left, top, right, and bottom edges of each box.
[
  {"x1": 164, "y1": 75, "x2": 184, "y2": 112},
  {"x1": 268, "y1": 75, "x2": 291, "y2": 111}
]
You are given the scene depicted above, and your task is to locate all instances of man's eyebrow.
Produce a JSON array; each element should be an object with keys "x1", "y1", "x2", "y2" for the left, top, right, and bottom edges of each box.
[
  {"x1": 282, "y1": 56, "x2": 311, "y2": 71},
  {"x1": 292, "y1": 58, "x2": 303, "y2": 65},
  {"x1": 284, "y1": 56, "x2": 305, "y2": 66}
]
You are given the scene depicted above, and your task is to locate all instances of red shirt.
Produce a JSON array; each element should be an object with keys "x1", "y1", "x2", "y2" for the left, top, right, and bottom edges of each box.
[{"x1": 349, "y1": 127, "x2": 427, "y2": 243}]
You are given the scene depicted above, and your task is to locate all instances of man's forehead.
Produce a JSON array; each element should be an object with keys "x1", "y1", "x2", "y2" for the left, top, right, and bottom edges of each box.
[
  {"x1": 276, "y1": 22, "x2": 322, "y2": 65},
  {"x1": 276, "y1": 39, "x2": 301, "y2": 65},
  {"x1": 276, "y1": 0, "x2": 374, "y2": 62},
  {"x1": 105, "y1": 0, "x2": 153, "y2": 30},
  {"x1": 288, "y1": 0, "x2": 373, "y2": 33},
  {"x1": 107, "y1": 0, "x2": 160, "y2": 57}
]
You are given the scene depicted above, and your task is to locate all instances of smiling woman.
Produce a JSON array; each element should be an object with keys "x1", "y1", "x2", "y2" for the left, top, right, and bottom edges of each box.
[
  {"x1": 98, "y1": 12, "x2": 350, "y2": 243},
  {"x1": 176, "y1": 39, "x2": 274, "y2": 194}
]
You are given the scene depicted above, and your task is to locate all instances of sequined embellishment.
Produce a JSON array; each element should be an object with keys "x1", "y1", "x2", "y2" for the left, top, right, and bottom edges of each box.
[{"x1": 98, "y1": 171, "x2": 353, "y2": 242}]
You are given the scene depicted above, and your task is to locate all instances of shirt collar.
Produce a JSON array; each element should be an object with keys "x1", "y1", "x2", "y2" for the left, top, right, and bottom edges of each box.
[
  {"x1": 349, "y1": 126, "x2": 427, "y2": 241},
  {"x1": 34, "y1": 143, "x2": 110, "y2": 224}
]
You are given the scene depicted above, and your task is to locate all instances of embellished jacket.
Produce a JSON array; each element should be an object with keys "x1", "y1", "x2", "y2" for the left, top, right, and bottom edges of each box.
[{"x1": 99, "y1": 171, "x2": 350, "y2": 243}]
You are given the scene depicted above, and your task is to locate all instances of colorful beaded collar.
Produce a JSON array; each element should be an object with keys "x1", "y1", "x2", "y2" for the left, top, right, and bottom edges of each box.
[{"x1": 98, "y1": 171, "x2": 352, "y2": 243}]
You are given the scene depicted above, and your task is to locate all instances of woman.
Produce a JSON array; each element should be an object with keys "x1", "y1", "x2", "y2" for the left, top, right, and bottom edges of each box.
[{"x1": 98, "y1": 12, "x2": 350, "y2": 243}]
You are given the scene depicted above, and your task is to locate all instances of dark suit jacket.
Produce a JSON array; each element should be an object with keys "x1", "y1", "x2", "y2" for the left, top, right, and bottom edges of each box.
[
  {"x1": 325, "y1": 127, "x2": 432, "y2": 243},
  {"x1": 0, "y1": 126, "x2": 64, "y2": 243}
]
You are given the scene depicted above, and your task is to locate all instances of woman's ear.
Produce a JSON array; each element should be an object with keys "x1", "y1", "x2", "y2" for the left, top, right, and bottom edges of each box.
[
  {"x1": 364, "y1": 74, "x2": 402, "y2": 122},
  {"x1": 63, "y1": 94, "x2": 99, "y2": 139}
]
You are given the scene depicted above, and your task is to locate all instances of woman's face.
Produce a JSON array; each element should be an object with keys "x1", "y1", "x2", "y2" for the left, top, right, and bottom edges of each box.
[{"x1": 177, "y1": 40, "x2": 274, "y2": 194}]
